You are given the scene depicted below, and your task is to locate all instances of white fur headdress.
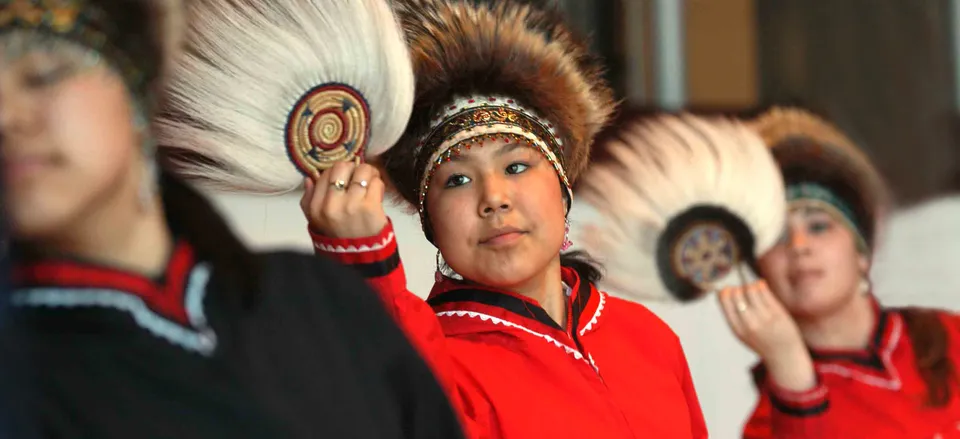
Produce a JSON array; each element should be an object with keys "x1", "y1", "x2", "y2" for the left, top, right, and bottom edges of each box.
[
  {"x1": 155, "y1": 0, "x2": 414, "y2": 193},
  {"x1": 576, "y1": 114, "x2": 786, "y2": 302}
]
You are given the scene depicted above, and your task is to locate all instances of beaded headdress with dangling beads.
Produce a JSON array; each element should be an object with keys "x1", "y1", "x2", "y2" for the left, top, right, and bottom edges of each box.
[{"x1": 0, "y1": 0, "x2": 184, "y2": 114}]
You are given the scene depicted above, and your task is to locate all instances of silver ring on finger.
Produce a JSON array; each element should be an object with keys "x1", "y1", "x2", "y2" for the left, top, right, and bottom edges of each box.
[
  {"x1": 352, "y1": 180, "x2": 369, "y2": 189},
  {"x1": 736, "y1": 301, "x2": 749, "y2": 313},
  {"x1": 331, "y1": 180, "x2": 347, "y2": 191}
]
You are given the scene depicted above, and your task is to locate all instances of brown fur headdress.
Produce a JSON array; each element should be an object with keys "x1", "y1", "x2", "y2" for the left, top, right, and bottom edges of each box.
[
  {"x1": 381, "y1": 0, "x2": 616, "y2": 215},
  {"x1": 749, "y1": 107, "x2": 890, "y2": 250}
]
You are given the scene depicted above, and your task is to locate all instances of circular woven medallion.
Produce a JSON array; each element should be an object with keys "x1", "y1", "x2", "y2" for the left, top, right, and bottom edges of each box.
[
  {"x1": 671, "y1": 222, "x2": 738, "y2": 289},
  {"x1": 285, "y1": 84, "x2": 370, "y2": 176}
]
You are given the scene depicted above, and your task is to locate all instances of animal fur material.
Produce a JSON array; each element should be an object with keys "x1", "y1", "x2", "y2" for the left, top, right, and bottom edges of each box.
[
  {"x1": 154, "y1": 0, "x2": 414, "y2": 193},
  {"x1": 576, "y1": 114, "x2": 786, "y2": 302},
  {"x1": 380, "y1": 0, "x2": 616, "y2": 207},
  {"x1": 749, "y1": 107, "x2": 890, "y2": 249}
]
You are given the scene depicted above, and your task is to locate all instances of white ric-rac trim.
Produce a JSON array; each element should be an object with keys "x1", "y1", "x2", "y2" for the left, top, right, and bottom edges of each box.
[
  {"x1": 314, "y1": 232, "x2": 395, "y2": 254},
  {"x1": 579, "y1": 290, "x2": 606, "y2": 336},
  {"x1": 436, "y1": 310, "x2": 589, "y2": 364},
  {"x1": 11, "y1": 264, "x2": 217, "y2": 356}
]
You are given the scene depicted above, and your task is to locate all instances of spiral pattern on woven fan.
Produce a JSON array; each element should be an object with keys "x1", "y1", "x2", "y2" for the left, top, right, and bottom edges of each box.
[{"x1": 285, "y1": 84, "x2": 370, "y2": 176}]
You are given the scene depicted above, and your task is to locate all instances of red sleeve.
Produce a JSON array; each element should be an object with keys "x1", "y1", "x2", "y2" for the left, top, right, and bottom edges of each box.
[
  {"x1": 742, "y1": 391, "x2": 772, "y2": 439},
  {"x1": 310, "y1": 220, "x2": 488, "y2": 438},
  {"x1": 742, "y1": 368, "x2": 831, "y2": 439},
  {"x1": 940, "y1": 310, "x2": 960, "y2": 335},
  {"x1": 676, "y1": 343, "x2": 708, "y2": 439}
]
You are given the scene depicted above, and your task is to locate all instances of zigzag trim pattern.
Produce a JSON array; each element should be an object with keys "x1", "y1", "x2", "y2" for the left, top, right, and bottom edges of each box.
[
  {"x1": 587, "y1": 352, "x2": 600, "y2": 375},
  {"x1": 313, "y1": 231, "x2": 396, "y2": 254},
  {"x1": 579, "y1": 290, "x2": 606, "y2": 337},
  {"x1": 436, "y1": 309, "x2": 588, "y2": 363}
]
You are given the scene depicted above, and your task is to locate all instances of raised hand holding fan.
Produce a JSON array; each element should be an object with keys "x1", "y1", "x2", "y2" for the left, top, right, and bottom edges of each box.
[{"x1": 576, "y1": 114, "x2": 787, "y2": 302}]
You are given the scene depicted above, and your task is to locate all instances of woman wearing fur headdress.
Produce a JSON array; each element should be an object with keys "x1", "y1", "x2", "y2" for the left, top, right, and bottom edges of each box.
[
  {"x1": 714, "y1": 108, "x2": 960, "y2": 438},
  {"x1": 0, "y1": 0, "x2": 463, "y2": 437},
  {"x1": 301, "y1": 1, "x2": 708, "y2": 437}
]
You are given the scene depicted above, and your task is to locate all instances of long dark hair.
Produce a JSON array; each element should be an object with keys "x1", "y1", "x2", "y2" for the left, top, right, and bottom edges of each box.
[
  {"x1": 160, "y1": 171, "x2": 261, "y2": 304},
  {"x1": 899, "y1": 307, "x2": 957, "y2": 407},
  {"x1": 560, "y1": 250, "x2": 604, "y2": 285}
]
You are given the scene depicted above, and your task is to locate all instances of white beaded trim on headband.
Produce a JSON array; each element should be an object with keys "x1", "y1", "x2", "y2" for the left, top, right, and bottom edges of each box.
[
  {"x1": 418, "y1": 124, "x2": 571, "y2": 200},
  {"x1": 415, "y1": 94, "x2": 573, "y2": 218}
]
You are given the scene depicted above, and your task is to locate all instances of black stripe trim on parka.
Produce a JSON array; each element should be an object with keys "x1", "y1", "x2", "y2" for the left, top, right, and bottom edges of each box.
[
  {"x1": 810, "y1": 310, "x2": 890, "y2": 371},
  {"x1": 769, "y1": 393, "x2": 830, "y2": 418},
  {"x1": 427, "y1": 288, "x2": 564, "y2": 332},
  {"x1": 349, "y1": 251, "x2": 401, "y2": 279},
  {"x1": 426, "y1": 267, "x2": 594, "y2": 341},
  {"x1": 567, "y1": 274, "x2": 592, "y2": 352}
]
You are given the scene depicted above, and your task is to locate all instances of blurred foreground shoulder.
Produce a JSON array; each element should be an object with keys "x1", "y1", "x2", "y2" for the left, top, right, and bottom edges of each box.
[{"x1": 256, "y1": 251, "x2": 465, "y2": 439}]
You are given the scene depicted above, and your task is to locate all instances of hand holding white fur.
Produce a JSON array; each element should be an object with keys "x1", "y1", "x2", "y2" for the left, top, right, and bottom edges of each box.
[
  {"x1": 300, "y1": 162, "x2": 388, "y2": 239},
  {"x1": 718, "y1": 281, "x2": 817, "y2": 392}
]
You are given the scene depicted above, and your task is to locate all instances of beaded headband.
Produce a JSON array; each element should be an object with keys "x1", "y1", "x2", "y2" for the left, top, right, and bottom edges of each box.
[
  {"x1": 787, "y1": 182, "x2": 868, "y2": 252},
  {"x1": 0, "y1": 0, "x2": 156, "y2": 104},
  {"x1": 415, "y1": 94, "x2": 571, "y2": 217}
]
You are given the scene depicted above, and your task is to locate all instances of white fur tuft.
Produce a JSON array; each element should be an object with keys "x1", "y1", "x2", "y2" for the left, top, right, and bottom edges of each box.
[
  {"x1": 155, "y1": 0, "x2": 414, "y2": 193},
  {"x1": 575, "y1": 114, "x2": 786, "y2": 302}
]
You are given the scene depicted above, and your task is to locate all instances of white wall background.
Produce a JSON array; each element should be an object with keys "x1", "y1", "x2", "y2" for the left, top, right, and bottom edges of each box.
[{"x1": 208, "y1": 191, "x2": 960, "y2": 439}]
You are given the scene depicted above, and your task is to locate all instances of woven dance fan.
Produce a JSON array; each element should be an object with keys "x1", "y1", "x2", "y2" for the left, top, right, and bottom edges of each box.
[
  {"x1": 155, "y1": 0, "x2": 414, "y2": 193},
  {"x1": 576, "y1": 114, "x2": 787, "y2": 302}
]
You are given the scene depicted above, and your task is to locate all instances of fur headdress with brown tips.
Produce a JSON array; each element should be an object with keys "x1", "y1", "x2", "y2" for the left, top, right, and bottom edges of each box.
[
  {"x1": 749, "y1": 107, "x2": 890, "y2": 251},
  {"x1": 381, "y1": 0, "x2": 616, "y2": 223}
]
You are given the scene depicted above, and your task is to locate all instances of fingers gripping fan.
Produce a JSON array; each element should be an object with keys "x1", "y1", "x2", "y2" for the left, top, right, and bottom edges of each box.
[
  {"x1": 576, "y1": 115, "x2": 787, "y2": 302},
  {"x1": 155, "y1": 0, "x2": 414, "y2": 193}
]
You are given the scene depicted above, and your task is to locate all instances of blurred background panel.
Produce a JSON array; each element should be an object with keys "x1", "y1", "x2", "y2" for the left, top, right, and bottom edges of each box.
[
  {"x1": 756, "y1": 0, "x2": 958, "y2": 205},
  {"x1": 557, "y1": 0, "x2": 960, "y2": 204}
]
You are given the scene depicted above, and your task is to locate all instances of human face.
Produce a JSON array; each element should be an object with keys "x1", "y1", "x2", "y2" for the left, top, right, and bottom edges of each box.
[
  {"x1": 425, "y1": 140, "x2": 567, "y2": 289},
  {"x1": 758, "y1": 205, "x2": 870, "y2": 319},
  {"x1": 0, "y1": 35, "x2": 142, "y2": 242}
]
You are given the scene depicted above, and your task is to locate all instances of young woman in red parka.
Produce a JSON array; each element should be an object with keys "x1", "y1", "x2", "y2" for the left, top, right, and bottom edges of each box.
[
  {"x1": 717, "y1": 108, "x2": 960, "y2": 439},
  {"x1": 299, "y1": 0, "x2": 708, "y2": 437}
]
